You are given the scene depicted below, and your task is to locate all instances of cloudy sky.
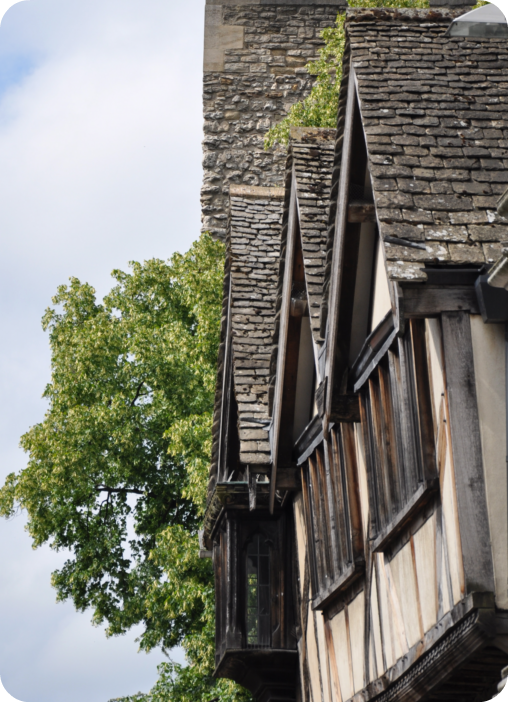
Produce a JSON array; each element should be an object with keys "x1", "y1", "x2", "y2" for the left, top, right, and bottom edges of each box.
[{"x1": 0, "y1": 0, "x2": 203, "y2": 700}]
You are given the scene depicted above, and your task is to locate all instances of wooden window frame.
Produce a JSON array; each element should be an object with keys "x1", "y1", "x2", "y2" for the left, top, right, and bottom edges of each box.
[
  {"x1": 359, "y1": 320, "x2": 439, "y2": 553},
  {"x1": 214, "y1": 511, "x2": 297, "y2": 657},
  {"x1": 302, "y1": 429, "x2": 365, "y2": 611}
]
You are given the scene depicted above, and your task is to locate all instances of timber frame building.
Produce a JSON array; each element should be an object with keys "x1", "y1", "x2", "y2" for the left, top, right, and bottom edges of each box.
[{"x1": 201, "y1": 3, "x2": 508, "y2": 702}]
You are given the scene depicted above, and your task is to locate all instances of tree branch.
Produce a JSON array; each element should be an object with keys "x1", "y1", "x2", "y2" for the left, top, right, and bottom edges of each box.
[
  {"x1": 130, "y1": 380, "x2": 145, "y2": 407},
  {"x1": 95, "y1": 485, "x2": 144, "y2": 495}
]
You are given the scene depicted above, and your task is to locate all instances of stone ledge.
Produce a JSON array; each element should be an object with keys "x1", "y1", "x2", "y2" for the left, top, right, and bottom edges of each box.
[
  {"x1": 290, "y1": 126, "x2": 336, "y2": 143},
  {"x1": 230, "y1": 185, "x2": 285, "y2": 199}
]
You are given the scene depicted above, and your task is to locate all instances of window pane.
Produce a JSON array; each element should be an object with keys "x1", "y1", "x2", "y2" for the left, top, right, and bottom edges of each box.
[{"x1": 246, "y1": 534, "x2": 270, "y2": 647}]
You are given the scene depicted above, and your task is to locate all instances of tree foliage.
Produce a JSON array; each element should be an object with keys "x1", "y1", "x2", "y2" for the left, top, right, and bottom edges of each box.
[
  {"x1": 264, "y1": 0, "x2": 430, "y2": 149},
  {"x1": 0, "y1": 233, "x2": 249, "y2": 701},
  {"x1": 109, "y1": 661, "x2": 249, "y2": 702}
]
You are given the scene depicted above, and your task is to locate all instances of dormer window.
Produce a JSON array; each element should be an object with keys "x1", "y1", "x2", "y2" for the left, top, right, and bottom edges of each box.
[{"x1": 246, "y1": 534, "x2": 270, "y2": 647}]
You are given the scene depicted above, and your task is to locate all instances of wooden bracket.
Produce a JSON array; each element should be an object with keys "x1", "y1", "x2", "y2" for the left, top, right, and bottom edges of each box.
[
  {"x1": 329, "y1": 394, "x2": 361, "y2": 423},
  {"x1": 315, "y1": 378, "x2": 327, "y2": 418},
  {"x1": 247, "y1": 466, "x2": 257, "y2": 511},
  {"x1": 393, "y1": 282, "x2": 405, "y2": 337},
  {"x1": 276, "y1": 467, "x2": 301, "y2": 491}
]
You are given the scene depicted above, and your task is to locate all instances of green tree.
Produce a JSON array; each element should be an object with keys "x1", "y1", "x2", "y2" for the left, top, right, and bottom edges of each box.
[
  {"x1": 0, "y1": 233, "x2": 249, "y2": 702},
  {"x1": 265, "y1": 0, "x2": 430, "y2": 149}
]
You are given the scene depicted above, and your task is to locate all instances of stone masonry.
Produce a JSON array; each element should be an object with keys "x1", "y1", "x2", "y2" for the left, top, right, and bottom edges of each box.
[{"x1": 202, "y1": 0, "x2": 345, "y2": 240}]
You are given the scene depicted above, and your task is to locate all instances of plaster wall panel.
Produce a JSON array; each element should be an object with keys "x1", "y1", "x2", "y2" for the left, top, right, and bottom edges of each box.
[
  {"x1": 439, "y1": 528, "x2": 452, "y2": 616},
  {"x1": 470, "y1": 316, "x2": 508, "y2": 609},
  {"x1": 413, "y1": 515, "x2": 438, "y2": 633},
  {"x1": 426, "y1": 320, "x2": 464, "y2": 605},
  {"x1": 348, "y1": 591, "x2": 365, "y2": 693},
  {"x1": 294, "y1": 492, "x2": 309, "y2": 599},
  {"x1": 370, "y1": 237, "x2": 392, "y2": 332},
  {"x1": 426, "y1": 319, "x2": 464, "y2": 612},
  {"x1": 307, "y1": 601, "x2": 324, "y2": 702},
  {"x1": 441, "y1": 439, "x2": 464, "y2": 606},
  {"x1": 328, "y1": 608, "x2": 353, "y2": 702},
  {"x1": 369, "y1": 572, "x2": 384, "y2": 681},
  {"x1": 383, "y1": 559, "x2": 408, "y2": 660},
  {"x1": 374, "y1": 554, "x2": 396, "y2": 670},
  {"x1": 316, "y1": 612, "x2": 332, "y2": 702},
  {"x1": 389, "y1": 543, "x2": 422, "y2": 649}
]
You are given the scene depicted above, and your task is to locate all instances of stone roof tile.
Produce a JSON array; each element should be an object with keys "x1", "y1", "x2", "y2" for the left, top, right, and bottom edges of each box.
[
  {"x1": 346, "y1": 7, "x2": 508, "y2": 280},
  {"x1": 267, "y1": 128, "x2": 335, "y2": 414},
  {"x1": 208, "y1": 188, "x2": 283, "y2": 496}
]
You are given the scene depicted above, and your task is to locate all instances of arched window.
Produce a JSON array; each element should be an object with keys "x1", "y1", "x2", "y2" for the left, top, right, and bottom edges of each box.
[{"x1": 246, "y1": 534, "x2": 270, "y2": 647}]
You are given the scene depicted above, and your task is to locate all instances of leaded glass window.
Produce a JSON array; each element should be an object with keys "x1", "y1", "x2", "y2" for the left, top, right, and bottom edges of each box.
[{"x1": 246, "y1": 534, "x2": 270, "y2": 647}]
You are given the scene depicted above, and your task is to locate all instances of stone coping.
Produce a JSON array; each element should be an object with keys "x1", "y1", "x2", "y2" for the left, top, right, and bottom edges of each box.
[{"x1": 230, "y1": 185, "x2": 285, "y2": 199}]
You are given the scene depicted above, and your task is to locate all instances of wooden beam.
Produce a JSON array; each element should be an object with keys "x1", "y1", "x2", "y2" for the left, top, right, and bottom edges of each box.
[
  {"x1": 295, "y1": 414, "x2": 323, "y2": 466},
  {"x1": 323, "y1": 61, "x2": 357, "y2": 431},
  {"x1": 402, "y1": 285, "x2": 479, "y2": 317},
  {"x1": 315, "y1": 378, "x2": 326, "y2": 417},
  {"x1": 441, "y1": 311, "x2": 495, "y2": 594},
  {"x1": 371, "y1": 479, "x2": 439, "y2": 553},
  {"x1": 276, "y1": 467, "x2": 301, "y2": 490},
  {"x1": 270, "y1": 172, "x2": 298, "y2": 513}
]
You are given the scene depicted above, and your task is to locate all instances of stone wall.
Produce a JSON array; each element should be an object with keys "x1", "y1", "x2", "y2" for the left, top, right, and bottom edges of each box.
[{"x1": 202, "y1": 0, "x2": 345, "y2": 240}]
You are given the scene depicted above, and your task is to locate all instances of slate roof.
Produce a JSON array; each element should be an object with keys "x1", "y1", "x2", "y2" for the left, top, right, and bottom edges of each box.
[
  {"x1": 209, "y1": 185, "x2": 283, "y2": 496},
  {"x1": 348, "y1": 7, "x2": 508, "y2": 282},
  {"x1": 291, "y1": 128, "x2": 336, "y2": 345},
  {"x1": 268, "y1": 128, "x2": 335, "y2": 412}
]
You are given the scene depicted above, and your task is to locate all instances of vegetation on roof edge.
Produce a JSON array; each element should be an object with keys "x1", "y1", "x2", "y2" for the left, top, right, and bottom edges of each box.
[{"x1": 265, "y1": 0, "x2": 473, "y2": 150}]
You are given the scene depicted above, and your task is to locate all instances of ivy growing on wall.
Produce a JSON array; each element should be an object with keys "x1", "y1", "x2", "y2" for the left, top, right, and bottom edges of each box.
[{"x1": 264, "y1": 0, "x2": 431, "y2": 149}]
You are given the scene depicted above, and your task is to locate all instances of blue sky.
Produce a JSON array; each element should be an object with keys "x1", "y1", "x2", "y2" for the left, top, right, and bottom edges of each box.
[
  {"x1": 0, "y1": 0, "x2": 204, "y2": 700},
  {"x1": 0, "y1": 54, "x2": 37, "y2": 98}
]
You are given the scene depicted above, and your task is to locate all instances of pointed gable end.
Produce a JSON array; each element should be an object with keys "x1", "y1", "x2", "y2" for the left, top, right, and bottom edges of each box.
[{"x1": 348, "y1": 7, "x2": 508, "y2": 282}]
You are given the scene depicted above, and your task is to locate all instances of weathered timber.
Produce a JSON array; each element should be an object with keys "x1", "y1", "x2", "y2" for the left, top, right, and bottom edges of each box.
[
  {"x1": 371, "y1": 479, "x2": 439, "y2": 553},
  {"x1": 270, "y1": 178, "x2": 298, "y2": 513},
  {"x1": 295, "y1": 414, "x2": 323, "y2": 466},
  {"x1": 315, "y1": 379, "x2": 326, "y2": 418},
  {"x1": 276, "y1": 468, "x2": 301, "y2": 491},
  {"x1": 409, "y1": 319, "x2": 438, "y2": 482},
  {"x1": 402, "y1": 285, "x2": 480, "y2": 317},
  {"x1": 323, "y1": 62, "x2": 358, "y2": 428},
  {"x1": 347, "y1": 593, "x2": 498, "y2": 702},
  {"x1": 441, "y1": 311, "x2": 495, "y2": 594},
  {"x1": 329, "y1": 394, "x2": 361, "y2": 423}
]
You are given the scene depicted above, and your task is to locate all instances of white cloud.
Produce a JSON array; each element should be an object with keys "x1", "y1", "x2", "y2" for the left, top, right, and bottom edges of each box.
[
  {"x1": 0, "y1": 0, "x2": 204, "y2": 700},
  {"x1": 0, "y1": 0, "x2": 204, "y2": 291}
]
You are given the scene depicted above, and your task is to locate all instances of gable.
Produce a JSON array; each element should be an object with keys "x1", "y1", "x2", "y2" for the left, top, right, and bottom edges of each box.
[
  {"x1": 208, "y1": 185, "x2": 283, "y2": 496},
  {"x1": 348, "y1": 7, "x2": 508, "y2": 282}
]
